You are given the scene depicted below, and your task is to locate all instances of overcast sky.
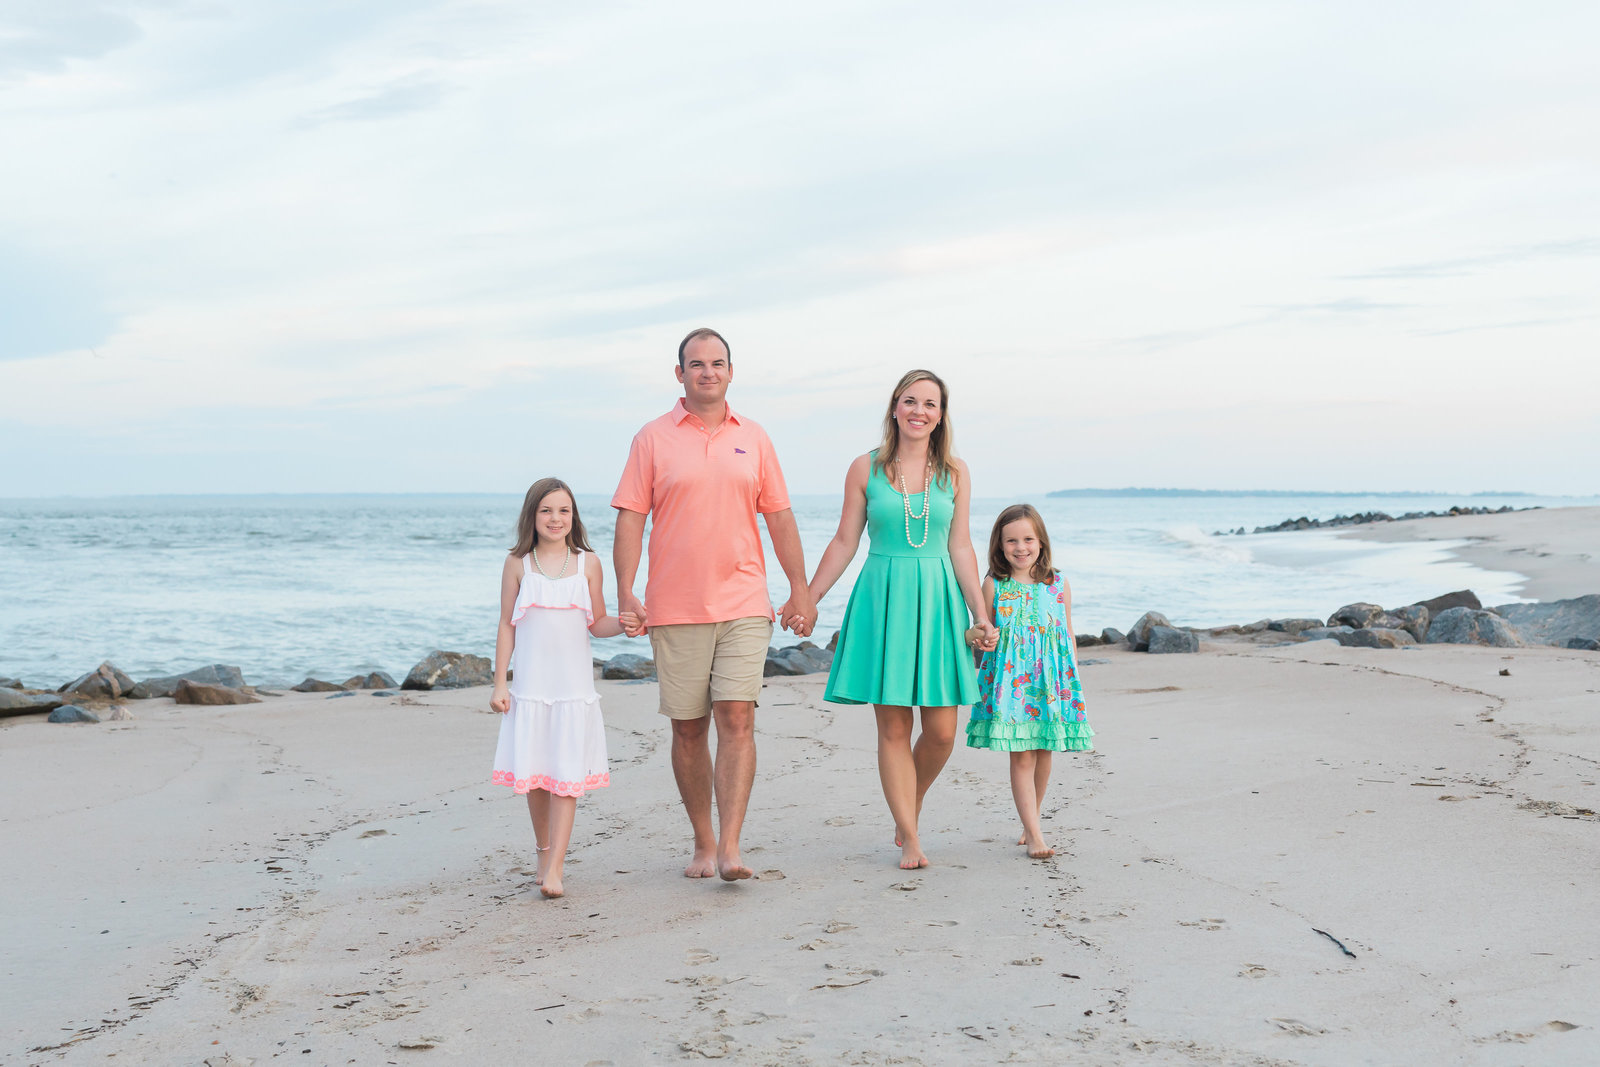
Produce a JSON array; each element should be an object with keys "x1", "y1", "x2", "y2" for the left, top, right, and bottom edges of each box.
[{"x1": 2, "y1": 1, "x2": 1597, "y2": 498}]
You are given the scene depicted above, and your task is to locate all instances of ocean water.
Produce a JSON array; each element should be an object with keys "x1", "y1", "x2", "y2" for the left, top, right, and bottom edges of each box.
[{"x1": 1, "y1": 491, "x2": 1592, "y2": 689}]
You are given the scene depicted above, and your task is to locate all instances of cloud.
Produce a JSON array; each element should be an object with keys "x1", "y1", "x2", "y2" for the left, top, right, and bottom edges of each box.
[
  {"x1": 293, "y1": 76, "x2": 447, "y2": 129},
  {"x1": 0, "y1": 1, "x2": 150, "y2": 82},
  {"x1": 1344, "y1": 238, "x2": 1600, "y2": 280}
]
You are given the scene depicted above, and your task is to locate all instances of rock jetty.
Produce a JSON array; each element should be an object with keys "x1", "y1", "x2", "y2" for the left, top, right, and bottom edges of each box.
[{"x1": 1230, "y1": 505, "x2": 1531, "y2": 535}]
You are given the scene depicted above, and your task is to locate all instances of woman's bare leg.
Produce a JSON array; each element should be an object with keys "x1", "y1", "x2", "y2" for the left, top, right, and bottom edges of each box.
[
  {"x1": 911, "y1": 705, "x2": 957, "y2": 822},
  {"x1": 875, "y1": 705, "x2": 927, "y2": 869}
]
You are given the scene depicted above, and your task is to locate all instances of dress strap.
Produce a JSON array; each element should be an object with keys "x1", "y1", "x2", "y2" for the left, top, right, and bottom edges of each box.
[{"x1": 521, "y1": 553, "x2": 533, "y2": 577}]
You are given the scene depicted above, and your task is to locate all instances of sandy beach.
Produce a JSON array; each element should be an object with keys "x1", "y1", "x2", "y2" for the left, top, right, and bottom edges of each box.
[{"x1": 5, "y1": 508, "x2": 1599, "y2": 1066}]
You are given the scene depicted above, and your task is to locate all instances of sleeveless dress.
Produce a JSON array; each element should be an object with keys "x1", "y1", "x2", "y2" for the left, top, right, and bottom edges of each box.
[
  {"x1": 966, "y1": 573, "x2": 1093, "y2": 752},
  {"x1": 491, "y1": 551, "x2": 610, "y2": 796},
  {"x1": 823, "y1": 456, "x2": 980, "y2": 707}
]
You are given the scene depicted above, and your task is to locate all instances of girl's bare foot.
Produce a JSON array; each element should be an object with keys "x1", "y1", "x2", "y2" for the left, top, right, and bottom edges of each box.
[
  {"x1": 899, "y1": 841, "x2": 929, "y2": 869},
  {"x1": 684, "y1": 849, "x2": 717, "y2": 878},
  {"x1": 534, "y1": 845, "x2": 550, "y2": 885},
  {"x1": 540, "y1": 875, "x2": 564, "y2": 899},
  {"x1": 1023, "y1": 835, "x2": 1054, "y2": 860}
]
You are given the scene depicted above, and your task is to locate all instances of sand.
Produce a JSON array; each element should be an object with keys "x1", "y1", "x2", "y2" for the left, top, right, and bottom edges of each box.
[
  {"x1": 4, "y1": 635, "x2": 1598, "y2": 1066},
  {"x1": 1338, "y1": 505, "x2": 1600, "y2": 603}
]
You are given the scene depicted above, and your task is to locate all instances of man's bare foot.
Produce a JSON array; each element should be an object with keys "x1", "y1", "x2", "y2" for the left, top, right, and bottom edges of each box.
[
  {"x1": 684, "y1": 849, "x2": 717, "y2": 878},
  {"x1": 717, "y1": 847, "x2": 753, "y2": 881},
  {"x1": 540, "y1": 873, "x2": 564, "y2": 898},
  {"x1": 899, "y1": 842, "x2": 929, "y2": 869}
]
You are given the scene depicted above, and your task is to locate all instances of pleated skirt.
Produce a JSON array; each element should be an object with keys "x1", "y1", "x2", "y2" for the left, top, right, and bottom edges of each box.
[{"x1": 823, "y1": 553, "x2": 980, "y2": 708}]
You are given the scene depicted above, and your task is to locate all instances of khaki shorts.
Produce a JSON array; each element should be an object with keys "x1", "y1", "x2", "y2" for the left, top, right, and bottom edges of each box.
[{"x1": 649, "y1": 616, "x2": 772, "y2": 719}]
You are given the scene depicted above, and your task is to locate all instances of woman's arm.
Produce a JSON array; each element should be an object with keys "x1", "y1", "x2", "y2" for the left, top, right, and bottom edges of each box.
[
  {"x1": 805, "y1": 454, "x2": 871, "y2": 603},
  {"x1": 586, "y1": 552, "x2": 624, "y2": 638},
  {"x1": 490, "y1": 554, "x2": 521, "y2": 713},
  {"x1": 969, "y1": 575, "x2": 996, "y2": 665},
  {"x1": 948, "y1": 460, "x2": 996, "y2": 647}
]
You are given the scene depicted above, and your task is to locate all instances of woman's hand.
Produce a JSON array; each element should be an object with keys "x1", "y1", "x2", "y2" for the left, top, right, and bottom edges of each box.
[
  {"x1": 979, "y1": 621, "x2": 999, "y2": 652},
  {"x1": 490, "y1": 683, "x2": 510, "y2": 714}
]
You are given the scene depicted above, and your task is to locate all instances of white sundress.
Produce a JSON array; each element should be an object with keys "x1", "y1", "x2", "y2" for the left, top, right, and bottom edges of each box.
[{"x1": 491, "y1": 550, "x2": 610, "y2": 797}]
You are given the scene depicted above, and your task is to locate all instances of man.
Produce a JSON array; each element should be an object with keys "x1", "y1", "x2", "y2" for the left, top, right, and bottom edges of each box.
[{"x1": 613, "y1": 327, "x2": 817, "y2": 881}]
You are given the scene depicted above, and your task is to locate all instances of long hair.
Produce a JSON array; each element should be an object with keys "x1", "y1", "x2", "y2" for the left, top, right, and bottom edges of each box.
[
  {"x1": 511, "y1": 477, "x2": 595, "y2": 557},
  {"x1": 873, "y1": 369, "x2": 958, "y2": 490},
  {"x1": 986, "y1": 503, "x2": 1055, "y2": 583}
]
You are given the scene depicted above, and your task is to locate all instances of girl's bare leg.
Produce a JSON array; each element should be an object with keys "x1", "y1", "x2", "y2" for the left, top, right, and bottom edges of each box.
[
  {"x1": 1010, "y1": 750, "x2": 1053, "y2": 858},
  {"x1": 875, "y1": 705, "x2": 927, "y2": 869},
  {"x1": 541, "y1": 794, "x2": 578, "y2": 898},
  {"x1": 527, "y1": 790, "x2": 551, "y2": 883},
  {"x1": 1019, "y1": 751, "x2": 1054, "y2": 844}
]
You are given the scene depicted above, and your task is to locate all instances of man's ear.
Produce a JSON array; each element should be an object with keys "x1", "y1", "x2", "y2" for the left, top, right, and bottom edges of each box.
[{"x1": 674, "y1": 362, "x2": 686, "y2": 385}]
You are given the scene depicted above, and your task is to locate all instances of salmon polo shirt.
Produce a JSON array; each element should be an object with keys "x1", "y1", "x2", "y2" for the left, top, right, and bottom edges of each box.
[{"x1": 612, "y1": 399, "x2": 791, "y2": 626}]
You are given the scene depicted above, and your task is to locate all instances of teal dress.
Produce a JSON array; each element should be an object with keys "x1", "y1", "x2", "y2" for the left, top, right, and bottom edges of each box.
[
  {"x1": 823, "y1": 456, "x2": 980, "y2": 707},
  {"x1": 966, "y1": 573, "x2": 1093, "y2": 751}
]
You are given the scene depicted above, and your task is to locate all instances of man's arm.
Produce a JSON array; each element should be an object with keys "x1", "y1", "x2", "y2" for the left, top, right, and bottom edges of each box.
[
  {"x1": 764, "y1": 508, "x2": 817, "y2": 636},
  {"x1": 613, "y1": 507, "x2": 648, "y2": 636}
]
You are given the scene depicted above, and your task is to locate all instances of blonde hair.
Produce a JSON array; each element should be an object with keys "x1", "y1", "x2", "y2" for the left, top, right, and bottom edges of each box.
[
  {"x1": 986, "y1": 503, "x2": 1055, "y2": 583},
  {"x1": 873, "y1": 369, "x2": 958, "y2": 490},
  {"x1": 511, "y1": 478, "x2": 594, "y2": 557}
]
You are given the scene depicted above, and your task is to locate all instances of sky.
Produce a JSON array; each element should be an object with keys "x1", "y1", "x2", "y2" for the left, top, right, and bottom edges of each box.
[{"x1": 2, "y1": 0, "x2": 1597, "y2": 498}]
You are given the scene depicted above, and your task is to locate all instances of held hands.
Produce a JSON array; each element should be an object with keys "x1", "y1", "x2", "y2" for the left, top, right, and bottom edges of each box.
[
  {"x1": 779, "y1": 587, "x2": 818, "y2": 639},
  {"x1": 490, "y1": 682, "x2": 510, "y2": 714},
  {"x1": 965, "y1": 621, "x2": 999, "y2": 653},
  {"x1": 617, "y1": 591, "x2": 647, "y2": 638}
]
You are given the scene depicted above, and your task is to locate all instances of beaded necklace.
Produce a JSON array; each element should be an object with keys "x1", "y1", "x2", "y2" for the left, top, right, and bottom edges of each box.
[
  {"x1": 896, "y1": 460, "x2": 933, "y2": 548},
  {"x1": 531, "y1": 542, "x2": 572, "y2": 579}
]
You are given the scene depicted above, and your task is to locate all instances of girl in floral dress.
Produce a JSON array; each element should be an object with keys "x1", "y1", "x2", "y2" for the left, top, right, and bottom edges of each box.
[{"x1": 965, "y1": 504, "x2": 1093, "y2": 859}]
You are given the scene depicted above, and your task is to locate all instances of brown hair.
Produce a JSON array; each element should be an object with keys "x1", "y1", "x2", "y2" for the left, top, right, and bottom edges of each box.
[
  {"x1": 986, "y1": 503, "x2": 1055, "y2": 583},
  {"x1": 511, "y1": 478, "x2": 594, "y2": 557},
  {"x1": 873, "y1": 369, "x2": 958, "y2": 490},
  {"x1": 678, "y1": 327, "x2": 730, "y2": 368}
]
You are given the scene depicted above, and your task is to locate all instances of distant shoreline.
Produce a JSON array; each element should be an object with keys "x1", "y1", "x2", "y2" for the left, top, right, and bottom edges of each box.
[{"x1": 1046, "y1": 487, "x2": 1539, "y2": 499}]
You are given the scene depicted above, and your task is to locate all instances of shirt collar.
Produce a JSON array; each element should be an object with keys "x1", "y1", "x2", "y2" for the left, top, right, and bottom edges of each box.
[{"x1": 672, "y1": 398, "x2": 742, "y2": 426}]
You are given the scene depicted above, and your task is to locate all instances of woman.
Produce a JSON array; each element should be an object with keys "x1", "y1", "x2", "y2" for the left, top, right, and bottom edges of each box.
[{"x1": 808, "y1": 370, "x2": 996, "y2": 869}]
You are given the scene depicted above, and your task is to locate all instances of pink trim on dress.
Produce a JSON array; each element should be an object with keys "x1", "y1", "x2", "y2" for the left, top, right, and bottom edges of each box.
[
  {"x1": 509, "y1": 600, "x2": 595, "y2": 627},
  {"x1": 491, "y1": 770, "x2": 610, "y2": 797}
]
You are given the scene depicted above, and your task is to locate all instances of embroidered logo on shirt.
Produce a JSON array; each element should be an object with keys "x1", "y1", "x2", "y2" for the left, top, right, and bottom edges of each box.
[{"x1": 734, "y1": 448, "x2": 747, "y2": 454}]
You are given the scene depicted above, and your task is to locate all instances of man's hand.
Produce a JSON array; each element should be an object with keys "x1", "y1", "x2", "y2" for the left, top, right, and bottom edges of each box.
[
  {"x1": 618, "y1": 591, "x2": 647, "y2": 638},
  {"x1": 779, "y1": 587, "x2": 817, "y2": 638}
]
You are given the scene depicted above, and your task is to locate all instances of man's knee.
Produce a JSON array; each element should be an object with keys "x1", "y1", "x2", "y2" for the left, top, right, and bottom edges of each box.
[
  {"x1": 672, "y1": 716, "x2": 711, "y2": 744},
  {"x1": 712, "y1": 701, "x2": 755, "y2": 741}
]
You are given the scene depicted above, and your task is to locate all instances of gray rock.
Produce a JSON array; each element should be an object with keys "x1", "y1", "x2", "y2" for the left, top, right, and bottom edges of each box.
[
  {"x1": 0, "y1": 677, "x2": 22, "y2": 689},
  {"x1": 173, "y1": 680, "x2": 262, "y2": 705},
  {"x1": 1239, "y1": 619, "x2": 1272, "y2": 634},
  {"x1": 793, "y1": 642, "x2": 834, "y2": 672},
  {"x1": 1328, "y1": 602, "x2": 1386, "y2": 629},
  {"x1": 60, "y1": 662, "x2": 136, "y2": 699},
  {"x1": 1344, "y1": 627, "x2": 1416, "y2": 649},
  {"x1": 1126, "y1": 612, "x2": 1173, "y2": 652},
  {"x1": 1566, "y1": 637, "x2": 1600, "y2": 651},
  {"x1": 292, "y1": 678, "x2": 346, "y2": 693},
  {"x1": 0, "y1": 689, "x2": 66, "y2": 714},
  {"x1": 1425, "y1": 607, "x2": 1525, "y2": 647},
  {"x1": 600, "y1": 654, "x2": 657, "y2": 681},
  {"x1": 764, "y1": 648, "x2": 808, "y2": 676},
  {"x1": 1078, "y1": 658, "x2": 1108, "y2": 666},
  {"x1": 1075, "y1": 632, "x2": 1103, "y2": 647},
  {"x1": 402, "y1": 651, "x2": 493, "y2": 690},
  {"x1": 1268, "y1": 618, "x2": 1325, "y2": 635},
  {"x1": 1378, "y1": 604, "x2": 1430, "y2": 642},
  {"x1": 326, "y1": 691, "x2": 356, "y2": 699},
  {"x1": 48, "y1": 704, "x2": 101, "y2": 724},
  {"x1": 1414, "y1": 590, "x2": 1482, "y2": 616},
  {"x1": 1299, "y1": 626, "x2": 1355, "y2": 643},
  {"x1": 1491, "y1": 595, "x2": 1600, "y2": 647},
  {"x1": 339, "y1": 672, "x2": 395, "y2": 690},
  {"x1": 105, "y1": 705, "x2": 135, "y2": 721},
  {"x1": 1205, "y1": 624, "x2": 1242, "y2": 636},
  {"x1": 1100, "y1": 627, "x2": 1126, "y2": 646},
  {"x1": 1147, "y1": 626, "x2": 1199, "y2": 654},
  {"x1": 128, "y1": 665, "x2": 246, "y2": 700},
  {"x1": 370, "y1": 689, "x2": 397, "y2": 696},
  {"x1": 826, "y1": 630, "x2": 840, "y2": 652}
]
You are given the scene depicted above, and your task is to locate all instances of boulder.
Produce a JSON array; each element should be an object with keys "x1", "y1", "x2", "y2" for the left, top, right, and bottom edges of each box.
[
  {"x1": 1147, "y1": 626, "x2": 1199, "y2": 654},
  {"x1": 1491, "y1": 595, "x2": 1600, "y2": 647},
  {"x1": 1425, "y1": 607, "x2": 1525, "y2": 647},
  {"x1": 173, "y1": 680, "x2": 262, "y2": 705},
  {"x1": 292, "y1": 678, "x2": 346, "y2": 693},
  {"x1": 764, "y1": 648, "x2": 808, "y2": 677},
  {"x1": 1413, "y1": 590, "x2": 1482, "y2": 616},
  {"x1": 600, "y1": 654, "x2": 656, "y2": 680},
  {"x1": 1100, "y1": 627, "x2": 1126, "y2": 646},
  {"x1": 826, "y1": 631, "x2": 840, "y2": 652},
  {"x1": 1344, "y1": 627, "x2": 1416, "y2": 649},
  {"x1": 59, "y1": 662, "x2": 136, "y2": 699},
  {"x1": 1328, "y1": 602, "x2": 1386, "y2": 629},
  {"x1": 358, "y1": 671, "x2": 398, "y2": 690},
  {"x1": 48, "y1": 704, "x2": 101, "y2": 723},
  {"x1": 1126, "y1": 612, "x2": 1173, "y2": 652},
  {"x1": 0, "y1": 689, "x2": 65, "y2": 715},
  {"x1": 401, "y1": 651, "x2": 493, "y2": 690},
  {"x1": 1268, "y1": 618, "x2": 1324, "y2": 635},
  {"x1": 1566, "y1": 637, "x2": 1600, "y2": 652},
  {"x1": 1075, "y1": 633, "x2": 1103, "y2": 648},
  {"x1": 1239, "y1": 619, "x2": 1272, "y2": 634},
  {"x1": 1205, "y1": 624, "x2": 1241, "y2": 636},
  {"x1": 105, "y1": 705, "x2": 135, "y2": 721},
  {"x1": 1377, "y1": 605, "x2": 1430, "y2": 642},
  {"x1": 792, "y1": 642, "x2": 834, "y2": 672},
  {"x1": 1299, "y1": 626, "x2": 1355, "y2": 643},
  {"x1": 128, "y1": 665, "x2": 246, "y2": 700},
  {"x1": 0, "y1": 677, "x2": 22, "y2": 689}
]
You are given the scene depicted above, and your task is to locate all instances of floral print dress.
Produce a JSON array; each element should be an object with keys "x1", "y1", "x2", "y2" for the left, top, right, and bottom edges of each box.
[{"x1": 965, "y1": 573, "x2": 1093, "y2": 752}]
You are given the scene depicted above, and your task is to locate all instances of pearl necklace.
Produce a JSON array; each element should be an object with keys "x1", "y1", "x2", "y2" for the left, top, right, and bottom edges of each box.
[
  {"x1": 896, "y1": 460, "x2": 932, "y2": 549},
  {"x1": 531, "y1": 543, "x2": 571, "y2": 579}
]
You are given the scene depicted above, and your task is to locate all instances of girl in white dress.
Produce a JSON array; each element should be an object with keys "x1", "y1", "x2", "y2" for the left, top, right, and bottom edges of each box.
[{"x1": 491, "y1": 478, "x2": 627, "y2": 898}]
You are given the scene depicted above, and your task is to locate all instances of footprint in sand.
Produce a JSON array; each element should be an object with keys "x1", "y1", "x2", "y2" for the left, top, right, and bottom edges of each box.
[
  {"x1": 1178, "y1": 918, "x2": 1227, "y2": 930},
  {"x1": 825, "y1": 816, "x2": 854, "y2": 827},
  {"x1": 1270, "y1": 1018, "x2": 1327, "y2": 1036},
  {"x1": 755, "y1": 869, "x2": 785, "y2": 880},
  {"x1": 1238, "y1": 964, "x2": 1273, "y2": 978},
  {"x1": 685, "y1": 948, "x2": 718, "y2": 966},
  {"x1": 823, "y1": 921, "x2": 856, "y2": 933}
]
